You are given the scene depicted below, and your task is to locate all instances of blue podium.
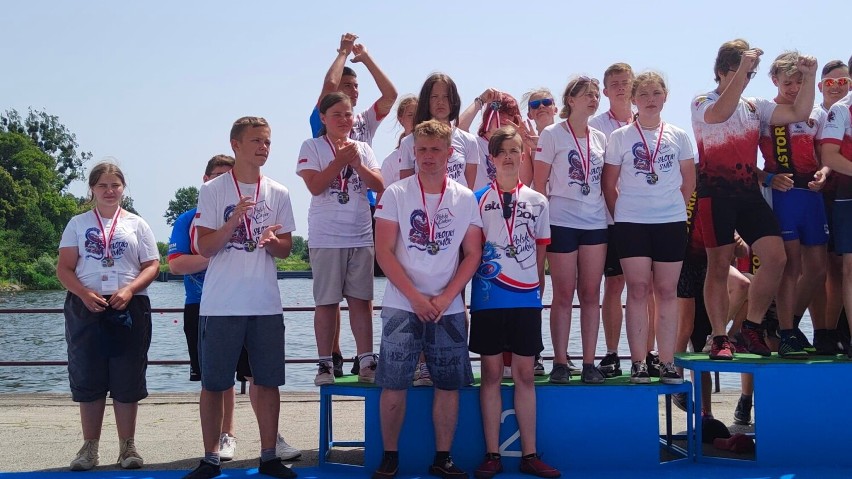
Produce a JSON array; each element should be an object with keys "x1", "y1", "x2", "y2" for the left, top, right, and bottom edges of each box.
[
  {"x1": 319, "y1": 375, "x2": 692, "y2": 475},
  {"x1": 676, "y1": 352, "x2": 852, "y2": 466}
]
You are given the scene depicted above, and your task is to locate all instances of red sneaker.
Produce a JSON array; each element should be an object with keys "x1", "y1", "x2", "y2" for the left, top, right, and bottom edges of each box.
[
  {"x1": 474, "y1": 453, "x2": 503, "y2": 479},
  {"x1": 740, "y1": 325, "x2": 772, "y2": 356},
  {"x1": 709, "y1": 335, "x2": 734, "y2": 360},
  {"x1": 519, "y1": 455, "x2": 560, "y2": 478}
]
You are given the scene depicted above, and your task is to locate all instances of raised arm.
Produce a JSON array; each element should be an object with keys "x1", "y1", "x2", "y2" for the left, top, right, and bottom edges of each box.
[
  {"x1": 351, "y1": 43, "x2": 397, "y2": 118},
  {"x1": 703, "y1": 49, "x2": 762, "y2": 124},
  {"x1": 769, "y1": 56, "x2": 818, "y2": 125},
  {"x1": 316, "y1": 33, "x2": 357, "y2": 106}
]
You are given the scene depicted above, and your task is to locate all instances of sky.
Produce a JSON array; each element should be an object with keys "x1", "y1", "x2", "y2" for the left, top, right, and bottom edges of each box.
[{"x1": 3, "y1": 1, "x2": 849, "y2": 245}]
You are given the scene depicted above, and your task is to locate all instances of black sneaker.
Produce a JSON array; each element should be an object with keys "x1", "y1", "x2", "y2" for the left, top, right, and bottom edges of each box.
[
  {"x1": 580, "y1": 364, "x2": 605, "y2": 384},
  {"x1": 372, "y1": 452, "x2": 399, "y2": 479},
  {"x1": 734, "y1": 395, "x2": 752, "y2": 425},
  {"x1": 630, "y1": 360, "x2": 650, "y2": 384},
  {"x1": 332, "y1": 352, "x2": 344, "y2": 378},
  {"x1": 429, "y1": 456, "x2": 467, "y2": 479},
  {"x1": 813, "y1": 330, "x2": 838, "y2": 356},
  {"x1": 351, "y1": 355, "x2": 360, "y2": 375},
  {"x1": 779, "y1": 335, "x2": 808, "y2": 359},
  {"x1": 659, "y1": 361, "x2": 683, "y2": 385},
  {"x1": 597, "y1": 352, "x2": 622, "y2": 378},
  {"x1": 533, "y1": 355, "x2": 546, "y2": 376},
  {"x1": 258, "y1": 457, "x2": 297, "y2": 479},
  {"x1": 646, "y1": 351, "x2": 661, "y2": 377},
  {"x1": 183, "y1": 460, "x2": 221, "y2": 479}
]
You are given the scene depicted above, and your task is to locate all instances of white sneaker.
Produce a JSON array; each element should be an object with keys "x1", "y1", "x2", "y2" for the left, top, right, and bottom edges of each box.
[
  {"x1": 413, "y1": 361, "x2": 433, "y2": 387},
  {"x1": 118, "y1": 437, "x2": 143, "y2": 469},
  {"x1": 218, "y1": 433, "x2": 236, "y2": 461},
  {"x1": 314, "y1": 361, "x2": 335, "y2": 386},
  {"x1": 357, "y1": 354, "x2": 377, "y2": 383},
  {"x1": 276, "y1": 433, "x2": 302, "y2": 461},
  {"x1": 701, "y1": 335, "x2": 713, "y2": 353},
  {"x1": 502, "y1": 365, "x2": 513, "y2": 379},
  {"x1": 70, "y1": 439, "x2": 99, "y2": 471}
]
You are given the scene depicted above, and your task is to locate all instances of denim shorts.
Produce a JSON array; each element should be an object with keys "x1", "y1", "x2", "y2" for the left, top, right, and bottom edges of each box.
[
  {"x1": 199, "y1": 315, "x2": 286, "y2": 392},
  {"x1": 375, "y1": 307, "x2": 473, "y2": 390}
]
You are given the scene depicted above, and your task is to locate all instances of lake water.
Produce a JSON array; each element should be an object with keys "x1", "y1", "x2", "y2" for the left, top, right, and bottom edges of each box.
[{"x1": 0, "y1": 278, "x2": 802, "y2": 393}]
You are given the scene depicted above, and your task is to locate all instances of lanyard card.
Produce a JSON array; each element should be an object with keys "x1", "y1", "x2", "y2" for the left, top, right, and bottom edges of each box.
[{"x1": 101, "y1": 269, "x2": 119, "y2": 294}]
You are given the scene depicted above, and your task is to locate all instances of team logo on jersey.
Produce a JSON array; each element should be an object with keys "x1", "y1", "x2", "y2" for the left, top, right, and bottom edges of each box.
[
  {"x1": 84, "y1": 227, "x2": 128, "y2": 261},
  {"x1": 631, "y1": 142, "x2": 651, "y2": 173},
  {"x1": 407, "y1": 208, "x2": 456, "y2": 254},
  {"x1": 806, "y1": 118, "x2": 816, "y2": 129},
  {"x1": 693, "y1": 96, "x2": 709, "y2": 108},
  {"x1": 828, "y1": 111, "x2": 836, "y2": 123},
  {"x1": 250, "y1": 200, "x2": 271, "y2": 224},
  {"x1": 745, "y1": 100, "x2": 757, "y2": 114},
  {"x1": 223, "y1": 204, "x2": 249, "y2": 250},
  {"x1": 566, "y1": 149, "x2": 586, "y2": 188}
]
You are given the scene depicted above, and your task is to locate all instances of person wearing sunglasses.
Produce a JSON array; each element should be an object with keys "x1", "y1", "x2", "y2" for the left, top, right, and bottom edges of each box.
[
  {"x1": 602, "y1": 71, "x2": 696, "y2": 384},
  {"x1": 533, "y1": 76, "x2": 608, "y2": 384},
  {"x1": 518, "y1": 89, "x2": 558, "y2": 198},
  {"x1": 691, "y1": 39, "x2": 817, "y2": 360},
  {"x1": 812, "y1": 60, "x2": 852, "y2": 355},
  {"x1": 755, "y1": 51, "x2": 830, "y2": 358},
  {"x1": 469, "y1": 126, "x2": 560, "y2": 478},
  {"x1": 399, "y1": 73, "x2": 481, "y2": 189}
]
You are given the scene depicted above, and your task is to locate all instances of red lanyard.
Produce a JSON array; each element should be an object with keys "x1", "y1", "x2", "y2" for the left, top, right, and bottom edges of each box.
[
  {"x1": 634, "y1": 121, "x2": 666, "y2": 176},
  {"x1": 565, "y1": 121, "x2": 591, "y2": 184},
  {"x1": 608, "y1": 110, "x2": 626, "y2": 129},
  {"x1": 492, "y1": 180, "x2": 522, "y2": 248},
  {"x1": 93, "y1": 207, "x2": 122, "y2": 259},
  {"x1": 418, "y1": 175, "x2": 448, "y2": 245},
  {"x1": 230, "y1": 171, "x2": 261, "y2": 242},
  {"x1": 324, "y1": 135, "x2": 350, "y2": 194}
]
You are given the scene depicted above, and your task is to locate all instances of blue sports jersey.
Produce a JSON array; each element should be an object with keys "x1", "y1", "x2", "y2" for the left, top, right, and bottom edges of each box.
[{"x1": 167, "y1": 208, "x2": 205, "y2": 304}]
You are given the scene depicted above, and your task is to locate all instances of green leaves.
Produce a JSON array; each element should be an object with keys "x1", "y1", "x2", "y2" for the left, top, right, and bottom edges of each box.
[{"x1": 163, "y1": 186, "x2": 199, "y2": 226}]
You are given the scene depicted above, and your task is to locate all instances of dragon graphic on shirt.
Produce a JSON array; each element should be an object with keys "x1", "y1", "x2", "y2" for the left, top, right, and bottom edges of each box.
[{"x1": 566, "y1": 149, "x2": 586, "y2": 187}]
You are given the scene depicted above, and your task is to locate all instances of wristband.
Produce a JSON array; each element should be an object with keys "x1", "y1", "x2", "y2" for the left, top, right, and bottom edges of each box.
[
  {"x1": 474, "y1": 97, "x2": 483, "y2": 108},
  {"x1": 762, "y1": 173, "x2": 775, "y2": 188}
]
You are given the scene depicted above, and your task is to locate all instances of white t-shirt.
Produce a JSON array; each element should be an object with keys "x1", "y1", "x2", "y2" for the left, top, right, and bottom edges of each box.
[
  {"x1": 472, "y1": 135, "x2": 497, "y2": 191},
  {"x1": 691, "y1": 91, "x2": 776, "y2": 197},
  {"x1": 605, "y1": 122, "x2": 695, "y2": 223},
  {"x1": 196, "y1": 172, "x2": 296, "y2": 316},
  {"x1": 380, "y1": 148, "x2": 402, "y2": 187},
  {"x1": 296, "y1": 137, "x2": 379, "y2": 248},
  {"x1": 375, "y1": 175, "x2": 483, "y2": 314},
  {"x1": 59, "y1": 210, "x2": 159, "y2": 296},
  {"x1": 589, "y1": 110, "x2": 631, "y2": 139},
  {"x1": 535, "y1": 121, "x2": 608, "y2": 229},
  {"x1": 398, "y1": 127, "x2": 481, "y2": 188}
]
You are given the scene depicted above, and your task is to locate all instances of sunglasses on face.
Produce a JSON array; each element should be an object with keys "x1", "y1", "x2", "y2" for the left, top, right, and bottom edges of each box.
[
  {"x1": 569, "y1": 76, "x2": 600, "y2": 96},
  {"x1": 528, "y1": 98, "x2": 554, "y2": 109},
  {"x1": 822, "y1": 77, "x2": 851, "y2": 88},
  {"x1": 502, "y1": 192, "x2": 513, "y2": 220}
]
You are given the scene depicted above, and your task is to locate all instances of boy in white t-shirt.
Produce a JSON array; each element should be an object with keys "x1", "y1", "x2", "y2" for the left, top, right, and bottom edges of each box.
[
  {"x1": 372, "y1": 120, "x2": 482, "y2": 479},
  {"x1": 184, "y1": 117, "x2": 297, "y2": 479}
]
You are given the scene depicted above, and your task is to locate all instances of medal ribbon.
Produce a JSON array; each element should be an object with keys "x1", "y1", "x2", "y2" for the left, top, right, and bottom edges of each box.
[
  {"x1": 324, "y1": 136, "x2": 350, "y2": 196},
  {"x1": 417, "y1": 175, "x2": 448, "y2": 247},
  {"x1": 634, "y1": 121, "x2": 666, "y2": 177},
  {"x1": 492, "y1": 181, "x2": 522, "y2": 250},
  {"x1": 230, "y1": 171, "x2": 261, "y2": 242},
  {"x1": 93, "y1": 206, "x2": 122, "y2": 260},
  {"x1": 564, "y1": 121, "x2": 591, "y2": 186},
  {"x1": 608, "y1": 110, "x2": 626, "y2": 129}
]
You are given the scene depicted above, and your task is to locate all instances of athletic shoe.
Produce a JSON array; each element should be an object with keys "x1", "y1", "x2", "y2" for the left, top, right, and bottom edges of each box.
[
  {"x1": 581, "y1": 364, "x2": 605, "y2": 384},
  {"x1": 314, "y1": 361, "x2": 335, "y2": 386},
  {"x1": 332, "y1": 352, "x2": 344, "y2": 378},
  {"x1": 358, "y1": 354, "x2": 378, "y2": 383},
  {"x1": 813, "y1": 330, "x2": 838, "y2": 356},
  {"x1": 779, "y1": 335, "x2": 809, "y2": 359},
  {"x1": 413, "y1": 361, "x2": 433, "y2": 387},
  {"x1": 548, "y1": 363, "x2": 571, "y2": 384},
  {"x1": 258, "y1": 457, "x2": 297, "y2": 478},
  {"x1": 630, "y1": 360, "x2": 651, "y2": 384},
  {"x1": 474, "y1": 453, "x2": 503, "y2": 479},
  {"x1": 701, "y1": 335, "x2": 713, "y2": 353},
  {"x1": 372, "y1": 452, "x2": 399, "y2": 479},
  {"x1": 659, "y1": 362, "x2": 683, "y2": 385},
  {"x1": 218, "y1": 433, "x2": 236, "y2": 461},
  {"x1": 646, "y1": 351, "x2": 661, "y2": 377},
  {"x1": 597, "y1": 352, "x2": 622, "y2": 378},
  {"x1": 734, "y1": 395, "x2": 752, "y2": 425},
  {"x1": 118, "y1": 437, "x2": 143, "y2": 469},
  {"x1": 672, "y1": 392, "x2": 688, "y2": 412},
  {"x1": 709, "y1": 335, "x2": 734, "y2": 360},
  {"x1": 740, "y1": 324, "x2": 771, "y2": 356},
  {"x1": 351, "y1": 355, "x2": 360, "y2": 375},
  {"x1": 429, "y1": 456, "x2": 467, "y2": 478},
  {"x1": 794, "y1": 326, "x2": 813, "y2": 349},
  {"x1": 730, "y1": 333, "x2": 749, "y2": 354},
  {"x1": 502, "y1": 366, "x2": 513, "y2": 379},
  {"x1": 183, "y1": 460, "x2": 221, "y2": 479},
  {"x1": 519, "y1": 454, "x2": 561, "y2": 478},
  {"x1": 276, "y1": 433, "x2": 302, "y2": 461},
  {"x1": 70, "y1": 439, "x2": 99, "y2": 471},
  {"x1": 533, "y1": 355, "x2": 546, "y2": 376},
  {"x1": 565, "y1": 356, "x2": 581, "y2": 374}
]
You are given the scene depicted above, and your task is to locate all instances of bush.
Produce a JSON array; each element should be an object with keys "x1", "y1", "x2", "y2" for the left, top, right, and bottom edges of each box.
[{"x1": 18, "y1": 253, "x2": 61, "y2": 290}]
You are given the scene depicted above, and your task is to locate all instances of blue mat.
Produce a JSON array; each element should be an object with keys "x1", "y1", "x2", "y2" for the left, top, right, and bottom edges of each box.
[{"x1": 1, "y1": 465, "x2": 850, "y2": 479}]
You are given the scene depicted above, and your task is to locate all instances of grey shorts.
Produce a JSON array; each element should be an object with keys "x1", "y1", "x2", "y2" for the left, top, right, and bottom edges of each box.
[
  {"x1": 199, "y1": 315, "x2": 286, "y2": 392},
  {"x1": 64, "y1": 292, "x2": 152, "y2": 403},
  {"x1": 310, "y1": 247, "x2": 375, "y2": 305},
  {"x1": 375, "y1": 307, "x2": 473, "y2": 390}
]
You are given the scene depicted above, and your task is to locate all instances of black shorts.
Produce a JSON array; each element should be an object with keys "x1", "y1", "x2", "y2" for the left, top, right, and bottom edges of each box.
[
  {"x1": 697, "y1": 193, "x2": 781, "y2": 247},
  {"x1": 184, "y1": 303, "x2": 251, "y2": 383},
  {"x1": 65, "y1": 293, "x2": 152, "y2": 403},
  {"x1": 604, "y1": 225, "x2": 623, "y2": 277},
  {"x1": 677, "y1": 257, "x2": 707, "y2": 299},
  {"x1": 547, "y1": 225, "x2": 608, "y2": 254},
  {"x1": 614, "y1": 221, "x2": 687, "y2": 262},
  {"x1": 469, "y1": 308, "x2": 544, "y2": 357}
]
